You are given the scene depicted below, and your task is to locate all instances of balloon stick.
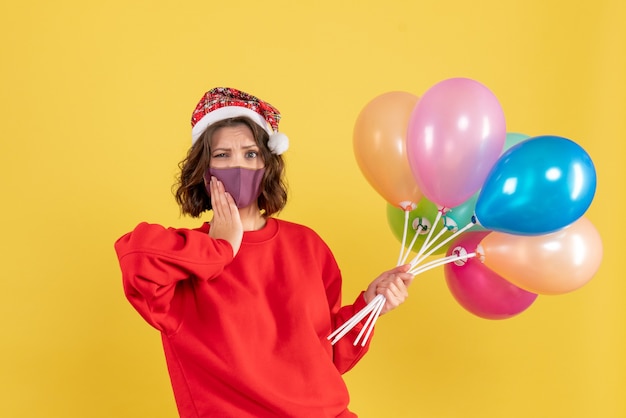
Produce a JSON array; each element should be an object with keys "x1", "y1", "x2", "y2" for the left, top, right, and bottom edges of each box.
[
  {"x1": 396, "y1": 209, "x2": 411, "y2": 266},
  {"x1": 328, "y1": 213, "x2": 478, "y2": 345},
  {"x1": 407, "y1": 209, "x2": 442, "y2": 265},
  {"x1": 327, "y1": 294, "x2": 385, "y2": 345},
  {"x1": 410, "y1": 220, "x2": 476, "y2": 268},
  {"x1": 409, "y1": 252, "x2": 476, "y2": 276},
  {"x1": 400, "y1": 222, "x2": 423, "y2": 265},
  {"x1": 353, "y1": 295, "x2": 386, "y2": 347}
]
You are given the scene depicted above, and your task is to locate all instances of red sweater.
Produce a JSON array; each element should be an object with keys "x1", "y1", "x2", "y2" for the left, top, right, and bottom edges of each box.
[{"x1": 114, "y1": 218, "x2": 373, "y2": 417}]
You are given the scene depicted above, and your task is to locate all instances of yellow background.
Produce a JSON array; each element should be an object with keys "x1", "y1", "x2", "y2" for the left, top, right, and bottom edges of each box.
[{"x1": 1, "y1": 1, "x2": 624, "y2": 417}]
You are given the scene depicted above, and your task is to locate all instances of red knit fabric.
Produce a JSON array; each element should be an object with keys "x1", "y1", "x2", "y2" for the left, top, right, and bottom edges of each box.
[{"x1": 114, "y1": 218, "x2": 372, "y2": 418}]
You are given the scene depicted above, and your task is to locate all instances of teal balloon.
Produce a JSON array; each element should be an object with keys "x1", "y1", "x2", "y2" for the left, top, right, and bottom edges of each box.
[
  {"x1": 475, "y1": 135, "x2": 596, "y2": 235},
  {"x1": 504, "y1": 132, "x2": 530, "y2": 152},
  {"x1": 445, "y1": 192, "x2": 485, "y2": 232}
]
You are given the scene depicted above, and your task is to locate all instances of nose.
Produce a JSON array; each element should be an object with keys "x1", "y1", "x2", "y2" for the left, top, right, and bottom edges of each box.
[{"x1": 229, "y1": 153, "x2": 244, "y2": 167}]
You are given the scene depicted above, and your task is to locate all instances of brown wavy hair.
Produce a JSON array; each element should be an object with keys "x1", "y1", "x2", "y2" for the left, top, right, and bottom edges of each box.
[{"x1": 174, "y1": 117, "x2": 288, "y2": 217}]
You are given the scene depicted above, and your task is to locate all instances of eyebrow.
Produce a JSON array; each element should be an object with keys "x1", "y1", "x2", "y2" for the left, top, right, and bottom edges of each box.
[{"x1": 212, "y1": 144, "x2": 259, "y2": 152}]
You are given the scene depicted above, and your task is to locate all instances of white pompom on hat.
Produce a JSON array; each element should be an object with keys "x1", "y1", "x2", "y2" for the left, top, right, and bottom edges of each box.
[{"x1": 190, "y1": 87, "x2": 289, "y2": 155}]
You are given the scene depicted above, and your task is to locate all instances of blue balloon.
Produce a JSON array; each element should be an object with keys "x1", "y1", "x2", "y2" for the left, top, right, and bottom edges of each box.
[{"x1": 475, "y1": 135, "x2": 596, "y2": 235}]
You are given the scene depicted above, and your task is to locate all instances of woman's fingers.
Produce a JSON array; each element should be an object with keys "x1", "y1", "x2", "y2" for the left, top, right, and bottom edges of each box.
[
  {"x1": 379, "y1": 277, "x2": 408, "y2": 299},
  {"x1": 208, "y1": 177, "x2": 243, "y2": 256},
  {"x1": 374, "y1": 268, "x2": 414, "y2": 314},
  {"x1": 377, "y1": 279, "x2": 404, "y2": 312},
  {"x1": 210, "y1": 177, "x2": 227, "y2": 215}
]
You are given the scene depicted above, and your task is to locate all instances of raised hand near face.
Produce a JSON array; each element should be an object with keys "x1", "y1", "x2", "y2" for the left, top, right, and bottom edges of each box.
[{"x1": 208, "y1": 176, "x2": 243, "y2": 257}]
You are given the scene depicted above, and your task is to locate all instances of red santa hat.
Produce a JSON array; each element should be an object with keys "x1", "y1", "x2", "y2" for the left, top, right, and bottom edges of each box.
[{"x1": 190, "y1": 87, "x2": 289, "y2": 155}]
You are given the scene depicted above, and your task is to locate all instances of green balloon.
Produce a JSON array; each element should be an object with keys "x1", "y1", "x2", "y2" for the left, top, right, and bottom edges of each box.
[{"x1": 386, "y1": 198, "x2": 452, "y2": 256}]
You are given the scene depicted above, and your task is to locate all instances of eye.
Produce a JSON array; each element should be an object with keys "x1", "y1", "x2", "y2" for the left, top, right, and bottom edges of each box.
[
  {"x1": 245, "y1": 150, "x2": 259, "y2": 159},
  {"x1": 212, "y1": 152, "x2": 228, "y2": 158}
]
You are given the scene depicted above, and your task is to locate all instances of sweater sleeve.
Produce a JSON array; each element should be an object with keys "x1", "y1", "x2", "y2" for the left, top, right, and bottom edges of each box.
[
  {"x1": 330, "y1": 291, "x2": 374, "y2": 374},
  {"x1": 318, "y1": 243, "x2": 373, "y2": 374},
  {"x1": 114, "y1": 222, "x2": 234, "y2": 334}
]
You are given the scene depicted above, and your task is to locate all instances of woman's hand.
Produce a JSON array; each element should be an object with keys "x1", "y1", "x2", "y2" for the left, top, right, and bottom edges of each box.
[
  {"x1": 364, "y1": 264, "x2": 414, "y2": 315},
  {"x1": 208, "y1": 176, "x2": 243, "y2": 257}
]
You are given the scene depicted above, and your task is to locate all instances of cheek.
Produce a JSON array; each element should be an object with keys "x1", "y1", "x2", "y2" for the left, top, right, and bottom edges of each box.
[{"x1": 209, "y1": 159, "x2": 229, "y2": 169}]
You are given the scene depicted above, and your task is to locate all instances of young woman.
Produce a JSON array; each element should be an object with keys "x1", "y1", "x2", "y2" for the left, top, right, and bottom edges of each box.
[{"x1": 114, "y1": 87, "x2": 413, "y2": 418}]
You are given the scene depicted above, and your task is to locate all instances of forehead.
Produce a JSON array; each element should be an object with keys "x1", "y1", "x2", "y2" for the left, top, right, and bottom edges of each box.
[{"x1": 211, "y1": 124, "x2": 256, "y2": 148}]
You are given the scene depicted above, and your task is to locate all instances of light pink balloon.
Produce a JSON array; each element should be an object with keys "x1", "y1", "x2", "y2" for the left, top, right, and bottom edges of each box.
[
  {"x1": 407, "y1": 78, "x2": 506, "y2": 208},
  {"x1": 480, "y1": 217, "x2": 603, "y2": 295}
]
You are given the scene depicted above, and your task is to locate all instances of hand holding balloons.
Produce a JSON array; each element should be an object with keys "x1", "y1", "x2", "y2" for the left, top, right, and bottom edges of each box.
[{"x1": 341, "y1": 78, "x2": 601, "y2": 333}]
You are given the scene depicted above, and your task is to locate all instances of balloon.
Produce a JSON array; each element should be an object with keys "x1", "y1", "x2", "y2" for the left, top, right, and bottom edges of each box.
[
  {"x1": 386, "y1": 192, "x2": 487, "y2": 257},
  {"x1": 353, "y1": 91, "x2": 423, "y2": 210},
  {"x1": 504, "y1": 132, "x2": 530, "y2": 151},
  {"x1": 479, "y1": 217, "x2": 603, "y2": 295},
  {"x1": 386, "y1": 200, "x2": 450, "y2": 256},
  {"x1": 475, "y1": 135, "x2": 597, "y2": 235},
  {"x1": 438, "y1": 133, "x2": 527, "y2": 232},
  {"x1": 444, "y1": 231, "x2": 538, "y2": 320},
  {"x1": 444, "y1": 192, "x2": 486, "y2": 232},
  {"x1": 406, "y1": 78, "x2": 506, "y2": 208}
]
